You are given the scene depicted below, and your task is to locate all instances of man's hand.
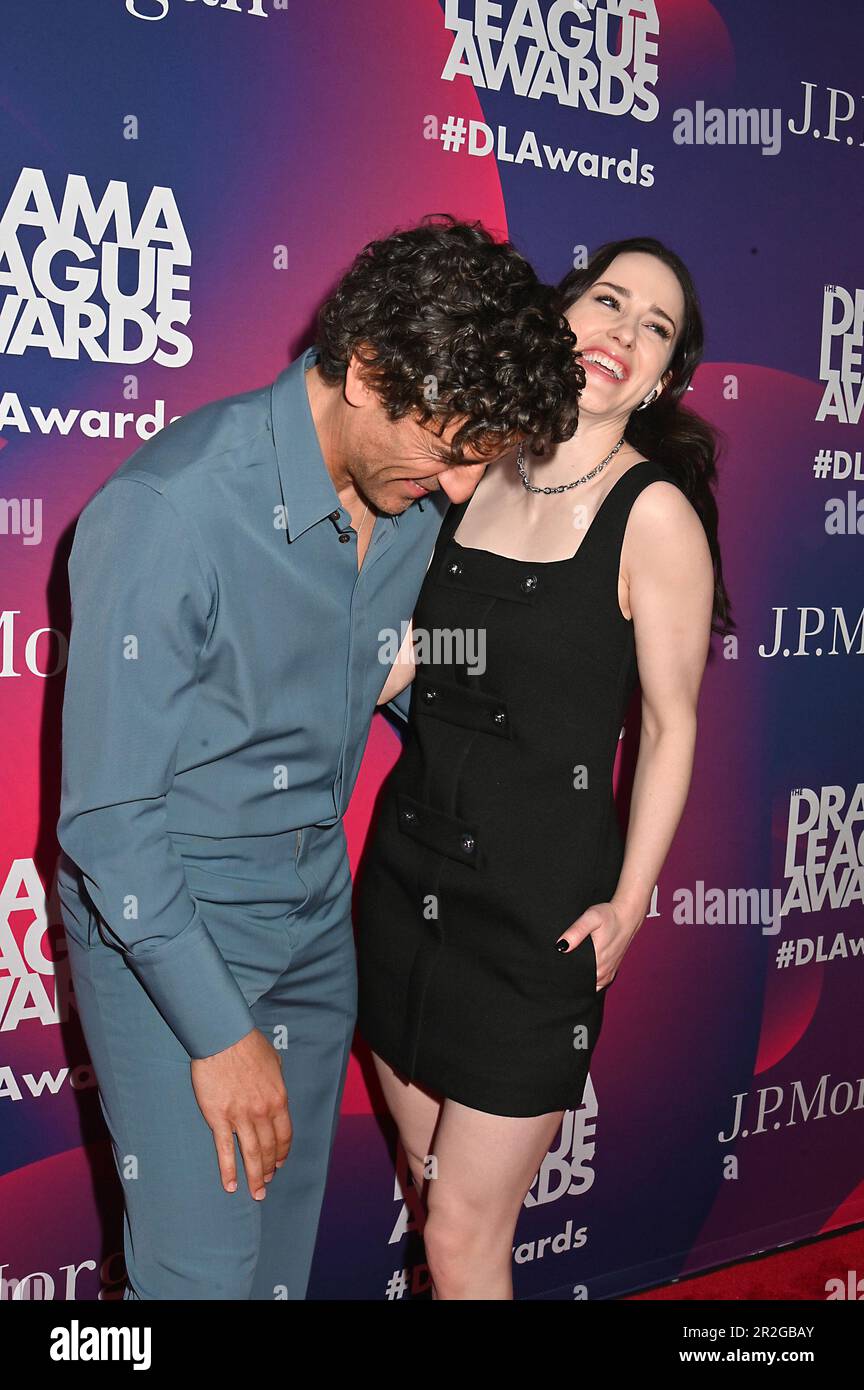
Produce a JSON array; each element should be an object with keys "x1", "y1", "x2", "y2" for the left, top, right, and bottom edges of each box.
[{"x1": 191, "y1": 1027, "x2": 292, "y2": 1200}]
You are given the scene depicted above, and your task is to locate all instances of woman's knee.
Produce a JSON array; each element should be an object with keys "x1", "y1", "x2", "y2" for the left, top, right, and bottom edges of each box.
[{"x1": 423, "y1": 1188, "x2": 511, "y2": 1266}]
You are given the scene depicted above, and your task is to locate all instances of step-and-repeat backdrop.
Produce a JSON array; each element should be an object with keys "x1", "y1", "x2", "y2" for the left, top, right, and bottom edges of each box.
[{"x1": 1, "y1": 0, "x2": 861, "y2": 1301}]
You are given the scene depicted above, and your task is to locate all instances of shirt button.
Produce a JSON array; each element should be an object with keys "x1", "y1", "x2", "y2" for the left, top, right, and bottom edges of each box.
[
  {"x1": 491, "y1": 708, "x2": 507, "y2": 725},
  {"x1": 460, "y1": 834, "x2": 476, "y2": 854},
  {"x1": 447, "y1": 561, "x2": 462, "y2": 577},
  {"x1": 401, "y1": 808, "x2": 418, "y2": 826},
  {"x1": 329, "y1": 510, "x2": 341, "y2": 522},
  {"x1": 520, "y1": 574, "x2": 539, "y2": 592},
  {"x1": 422, "y1": 687, "x2": 439, "y2": 703},
  {"x1": 338, "y1": 532, "x2": 351, "y2": 543}
]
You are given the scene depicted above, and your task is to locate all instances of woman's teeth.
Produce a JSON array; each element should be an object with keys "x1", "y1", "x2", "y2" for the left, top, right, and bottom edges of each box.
[{"x1": 583, "y1": 353, "x2": 624, "y2": 380}]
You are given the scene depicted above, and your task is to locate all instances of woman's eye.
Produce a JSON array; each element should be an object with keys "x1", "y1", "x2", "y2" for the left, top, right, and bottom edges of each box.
[{"x1": 596, "y1": 294, "x2": 671, "y2": 340}]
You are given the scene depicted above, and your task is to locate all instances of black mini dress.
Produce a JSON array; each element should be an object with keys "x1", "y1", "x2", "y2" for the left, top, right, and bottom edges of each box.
[{"x1": 355, "y1": 460, "x2": 677, "y2": 1117}]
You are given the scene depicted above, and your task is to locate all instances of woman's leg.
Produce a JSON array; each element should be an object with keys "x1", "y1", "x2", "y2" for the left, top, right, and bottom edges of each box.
[
  {"x1": 371, "y1": 1050, "x2": 443, "y2": 1194},
  {"x1": 423, "y1": 1099, "x2": 565, "y2": 1300}
]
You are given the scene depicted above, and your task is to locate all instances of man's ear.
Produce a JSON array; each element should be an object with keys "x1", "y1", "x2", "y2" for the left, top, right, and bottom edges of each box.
[{"x1": 344, "y1": 345, "x2": 381, "y2": 408}]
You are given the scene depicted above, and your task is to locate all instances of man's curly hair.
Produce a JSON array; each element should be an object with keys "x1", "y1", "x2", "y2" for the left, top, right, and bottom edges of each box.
[{"x1": 315, "y1": 213, "x2": 583, "y2": 462}]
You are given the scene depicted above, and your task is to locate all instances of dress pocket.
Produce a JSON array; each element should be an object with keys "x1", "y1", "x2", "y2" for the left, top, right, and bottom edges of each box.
[
  {"x1": 586, "y1": 930, "x2": 599, "y2": 993},
  {"x1": 542, "y1": 932, "x2": 598, "y2": 1000}
]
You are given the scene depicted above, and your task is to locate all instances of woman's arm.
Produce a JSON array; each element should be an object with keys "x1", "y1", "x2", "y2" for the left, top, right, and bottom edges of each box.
[
  {"x1": 376, "y1": 617, "x2": 416, "y2": 705},
  {"x1": 376, "y1": 542, "x2": 440, "y2": 707},
  {"x1": 557, "y1": 479, "x2": 715, "y2": 986},
  {"x1": 609, "y1": 480, "x2": 715, "y2": 944}
]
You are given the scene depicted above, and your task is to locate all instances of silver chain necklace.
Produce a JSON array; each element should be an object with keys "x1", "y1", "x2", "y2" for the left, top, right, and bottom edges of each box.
[{"x1": 516, "y1": 434, "x2": 627, "y2": 495}]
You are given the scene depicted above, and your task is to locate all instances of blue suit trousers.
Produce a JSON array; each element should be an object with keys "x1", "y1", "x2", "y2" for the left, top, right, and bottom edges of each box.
[{"x1": 60, "y1": 822, "x2": 356, "y2": 1300}]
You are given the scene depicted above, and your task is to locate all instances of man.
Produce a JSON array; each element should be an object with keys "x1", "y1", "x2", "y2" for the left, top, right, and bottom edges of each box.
[{"x1": 56, "y1": 214, "x2": 580, "y2": 1300}]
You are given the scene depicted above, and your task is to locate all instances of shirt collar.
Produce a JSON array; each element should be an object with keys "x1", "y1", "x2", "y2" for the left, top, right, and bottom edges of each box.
[{"x1": 269, "y1": 344, "x2": 424, "y2": 541}]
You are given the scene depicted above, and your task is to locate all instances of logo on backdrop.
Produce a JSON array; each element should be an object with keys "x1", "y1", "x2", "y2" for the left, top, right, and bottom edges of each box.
[
  {"x1": 758, "y1": 606, "x2": 864, "y2": 658},
  {"x1": 788, "y1": 79, "x2": 864, "y2": 148},
  {"x1": 0, "y1": 858, "x2": 74, "y2": 1035},
  {"x1": 441, "y1": 0, "x2": 660, "y2": 122},
  {"x1": 1, "y1": 1250, "x2": 124, "y2": 1300},
  {"x1": 781, "y1": 784, "x2": 864, "y2": 918},
  {"x1": 719, "y1": 1071, "x2": 864, "y2": 1144},
  {"x1": 0, "y1": 167, "x2": 192, "y2": 367},
  {"x1": 817, "y1": 283, "x2": 864, "y2": 425},
  {"x1": 125, "y1": 0, "x2": 269, "y2": 21}
]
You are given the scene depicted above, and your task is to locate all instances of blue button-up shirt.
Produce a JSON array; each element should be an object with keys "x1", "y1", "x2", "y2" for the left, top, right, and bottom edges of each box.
[{"x1": 56, "y1": 345, "x2": 446, "y2": 1057}]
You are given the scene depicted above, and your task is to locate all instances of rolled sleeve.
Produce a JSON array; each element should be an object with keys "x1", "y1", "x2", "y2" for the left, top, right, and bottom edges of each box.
[{"x1": 57, "y1": 477, "x2": 256, "y2": 1059}]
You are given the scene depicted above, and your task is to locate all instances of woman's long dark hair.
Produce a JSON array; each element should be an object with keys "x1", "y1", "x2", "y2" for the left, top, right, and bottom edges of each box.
[{"x1": 557, "y1": 238, "x2": 734, "y2": 636}]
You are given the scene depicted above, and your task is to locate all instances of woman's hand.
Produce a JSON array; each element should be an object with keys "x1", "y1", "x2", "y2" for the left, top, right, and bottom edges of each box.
[{"x1": 555, "y1": 901, "x2": 635, "y2": 991}]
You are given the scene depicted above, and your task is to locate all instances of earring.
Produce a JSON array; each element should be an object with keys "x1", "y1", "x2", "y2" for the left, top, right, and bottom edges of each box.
[{"x1": 635, "y1": 387, "x2": 659, "y2": 411}]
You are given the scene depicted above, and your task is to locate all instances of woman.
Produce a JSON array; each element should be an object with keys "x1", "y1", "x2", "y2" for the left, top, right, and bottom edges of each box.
[{"x1": 354, "y1": 237, "x2": 733, "y2": 1300}]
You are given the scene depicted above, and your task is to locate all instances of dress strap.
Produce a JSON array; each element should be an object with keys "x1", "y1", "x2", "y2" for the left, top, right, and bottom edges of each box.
[
  {"x1": 578, "y1": 459, "x2": 681, "y2": 575},
  {"x1": 600, "y1": 459, "x2": 680, "y2": 519}
]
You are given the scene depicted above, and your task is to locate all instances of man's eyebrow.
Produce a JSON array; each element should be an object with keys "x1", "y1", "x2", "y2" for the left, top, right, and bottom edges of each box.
[{"x1": 593, "y1": 280, "x2": 677, "y2": 332}]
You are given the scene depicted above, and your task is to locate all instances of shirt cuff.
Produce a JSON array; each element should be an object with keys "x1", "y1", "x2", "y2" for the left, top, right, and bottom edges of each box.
[
  {"x1": 124, "y1": 915, "x2": 257, "y2": 1059},
  {"x1": 385, "y1": 684, "x2": 413, "y2": 724}
]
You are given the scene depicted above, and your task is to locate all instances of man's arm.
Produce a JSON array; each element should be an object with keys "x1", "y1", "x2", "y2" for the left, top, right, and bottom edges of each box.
[{"x1": 57, "y1": 475, "x2": 257, "y2": 1060}]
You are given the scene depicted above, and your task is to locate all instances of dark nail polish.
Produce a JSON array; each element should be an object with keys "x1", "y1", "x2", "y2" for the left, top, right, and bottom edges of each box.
[{"x1": 555, "y1": 939, "x2": 569, "y2": 952}]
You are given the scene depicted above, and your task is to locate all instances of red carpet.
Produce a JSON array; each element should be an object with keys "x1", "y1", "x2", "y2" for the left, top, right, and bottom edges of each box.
[{"x1": 626, "y1": 1224, "x2": 864, "y2": 1300}]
